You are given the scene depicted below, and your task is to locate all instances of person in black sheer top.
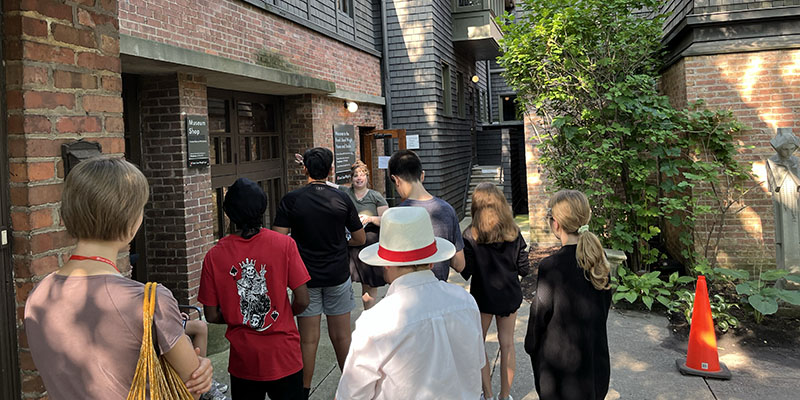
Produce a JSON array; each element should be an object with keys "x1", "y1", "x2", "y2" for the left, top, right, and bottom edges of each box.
[
  {"x1": 524, "y1": 190, "x2": 612, "y2": 400},
  {"x1": 462, "y1": 183, "x2": 529, "y2": 400}
]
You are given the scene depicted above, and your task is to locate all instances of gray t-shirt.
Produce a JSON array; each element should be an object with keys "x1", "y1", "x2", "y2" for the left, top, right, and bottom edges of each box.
[
  {"x1": 398, "y1": 197, "x2": 465, "y2": 280},
  {"x1": 24, "y1": 274, "x2": 185, "y2": 400},
  {"x1": 344, "y1": 187, "x2": 388, "y2": 217}
]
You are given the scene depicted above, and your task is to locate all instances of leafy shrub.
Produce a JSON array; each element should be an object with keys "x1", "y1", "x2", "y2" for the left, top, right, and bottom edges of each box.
[
  {"x1": 715, "y1": 268, "x2": 800, "y2": 323},
  {"x1": 498, "y1": 0, "x2": 748, "y2": 272},
  {"x1": 667, "y1": 289, "x2": 740, "y2": 333},
  {"x1": 612, "y1": 267, "x2": 694, "y2": 310}
]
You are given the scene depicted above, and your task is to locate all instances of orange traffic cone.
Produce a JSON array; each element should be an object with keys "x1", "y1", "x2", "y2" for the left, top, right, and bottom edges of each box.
[{"x1": 676, "y1": 275, "x2": 731, "y2": 379}]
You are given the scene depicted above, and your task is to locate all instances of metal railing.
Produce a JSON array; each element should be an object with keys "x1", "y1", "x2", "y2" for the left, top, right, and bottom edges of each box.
[{"x1": 454, "y1": 0, "x2": 504, "y2": 17}]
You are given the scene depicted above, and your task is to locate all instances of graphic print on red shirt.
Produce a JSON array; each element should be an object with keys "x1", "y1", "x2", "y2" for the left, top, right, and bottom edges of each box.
[
  {"x1": 199, "y1": 229, "x2": 310, "y2": 381},
  {"x1": 231, "y1": 258, "x2": 276, "y2": 331}
]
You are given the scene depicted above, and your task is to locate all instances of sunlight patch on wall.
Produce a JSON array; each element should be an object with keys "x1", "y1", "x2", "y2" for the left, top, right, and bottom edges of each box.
[
  {"x1": 738, "y1": 56, "x2": 763, "y2": 102},
  {"x1": 781, "y1": 51, "x2": 800, "y2": 78},
  {"x1": 397, "y1": 4, "x2": 427, "y2": 63},
  {"x1": 736, "y1": 206, "x2": 764, "y2": 239},
  {"x1": 751, "y1": 160, "x2": 770, "y2": 194}
]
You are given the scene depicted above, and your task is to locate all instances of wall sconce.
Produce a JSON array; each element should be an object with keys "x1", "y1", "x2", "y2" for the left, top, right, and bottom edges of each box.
[
  {"x1": 345, "y1": 101, "x2": 359, "y2": 113},
  {"x1": 471, "y1": 75, "x2": 479, "y2": 83}
]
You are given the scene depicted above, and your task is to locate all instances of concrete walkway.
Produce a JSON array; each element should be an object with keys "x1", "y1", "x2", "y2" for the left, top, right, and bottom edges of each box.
[
  {"x1": 206, "y1": 216, "x2": 800, "y2": 398},
  {"x1": 209, "y1": 272, "x2": 800, "y2": 399}
]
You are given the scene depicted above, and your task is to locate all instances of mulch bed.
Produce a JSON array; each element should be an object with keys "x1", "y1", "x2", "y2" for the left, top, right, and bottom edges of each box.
[
  {"x1": 521, "y1": 245, "x2": 800, "y2": 351},
  {"x1": 666, "y1": 280, "x2": 800, "y2": 349},
  {"x1": 520, "y1": 245, "x2": 559, "y2": 302}
]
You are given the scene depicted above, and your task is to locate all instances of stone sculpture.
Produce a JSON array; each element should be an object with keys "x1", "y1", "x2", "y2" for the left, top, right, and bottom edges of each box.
[{"x1": 766, "y1": 128, "x2": 800, "y2": 284}]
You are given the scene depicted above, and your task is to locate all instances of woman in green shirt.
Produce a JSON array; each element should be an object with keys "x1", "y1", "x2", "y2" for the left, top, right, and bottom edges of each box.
[{"x1": 343, "y1": 161, "x2": 389, "y2": 309}]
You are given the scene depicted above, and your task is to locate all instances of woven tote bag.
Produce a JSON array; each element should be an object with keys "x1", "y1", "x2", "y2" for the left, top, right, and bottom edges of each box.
[{"x1": 127, "y1": 282, "x2": 194, "y2": 400}]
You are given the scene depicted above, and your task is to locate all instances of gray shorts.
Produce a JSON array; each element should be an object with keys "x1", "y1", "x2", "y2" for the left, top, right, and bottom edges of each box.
[{"x1": 296, "y1": 278, "x2": 355, "y2": 317}]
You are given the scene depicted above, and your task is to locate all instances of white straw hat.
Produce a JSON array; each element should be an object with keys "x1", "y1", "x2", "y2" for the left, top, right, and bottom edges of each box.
[{"x1": 359, "y1": 207, "x2": 456, "y2": 267}]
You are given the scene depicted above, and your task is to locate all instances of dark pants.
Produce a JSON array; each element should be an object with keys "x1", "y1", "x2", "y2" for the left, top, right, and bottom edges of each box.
[{"x1": 230, "y1": 370, "x2": 303, "y2": 400}]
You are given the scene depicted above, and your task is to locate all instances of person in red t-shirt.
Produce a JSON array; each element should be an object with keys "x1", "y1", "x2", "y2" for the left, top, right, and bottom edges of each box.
[{"x1": 199, "y1": 178, "x2": 311, "y2": 400}]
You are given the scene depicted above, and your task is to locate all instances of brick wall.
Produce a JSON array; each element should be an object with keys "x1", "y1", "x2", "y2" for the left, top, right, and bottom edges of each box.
[
  {"x1": 283, "y1": 94, "x2": 384, "y2": 192},
  {"x1": 661, "y1": 59, "x2": 687, "y2": 109},
  {"x1": 523, "y1": 112, "x2": 559, "y2": 248},
  {"x1": 3, "y1": 0, "x2": 123, "y2": 398},
  {"x1": 679, "y1": 49, "x2": 800, "y2": 270},
  {"x1": 137, "y1": 73, "x2": 215, "y2": 305},
  {"x1": 118, "y1": 0, "x2": 382, "y2": 96}
]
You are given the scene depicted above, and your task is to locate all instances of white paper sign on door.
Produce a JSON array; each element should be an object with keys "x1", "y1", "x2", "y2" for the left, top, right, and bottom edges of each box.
[
  {"x1": 406, "y1": 134, "x2": 420, "y2": 149},
  {"x1": 378, "y1": 156, "x2": 390, "y2": 169}
]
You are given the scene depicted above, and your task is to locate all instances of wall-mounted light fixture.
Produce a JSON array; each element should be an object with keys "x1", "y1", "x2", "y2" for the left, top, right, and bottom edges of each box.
[
  {"x1": 471, "y1": 75, "x2": 479, "y2": 83},
  {"x1": 345, "y1": 101, "x2": 359, "y2": 113}
]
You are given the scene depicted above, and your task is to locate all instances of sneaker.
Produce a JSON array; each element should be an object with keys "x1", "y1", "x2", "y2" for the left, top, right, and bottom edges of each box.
[
  {"x1": 200, "y1": 387, "x2": 228, "y2": 400},
  {"x1": 499, "y1": 396, "x2": 513, "y2": 400},
  {"x1": 479, "y1": 394, "x2": 497, "y2": 400},
  {"x1": 212, "y1": 380, "x2": 229, "y2": 394}
]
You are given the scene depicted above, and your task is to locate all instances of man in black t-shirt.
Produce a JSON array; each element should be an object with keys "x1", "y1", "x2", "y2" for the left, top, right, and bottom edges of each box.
[{"x1": 273, "y1": 147, "x2": 365, "y2": 398}]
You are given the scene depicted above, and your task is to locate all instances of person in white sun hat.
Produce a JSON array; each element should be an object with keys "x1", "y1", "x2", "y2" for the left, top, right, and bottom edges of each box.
[{"x1": 335, "y1": 207, "x2": 485, "y2": 400}]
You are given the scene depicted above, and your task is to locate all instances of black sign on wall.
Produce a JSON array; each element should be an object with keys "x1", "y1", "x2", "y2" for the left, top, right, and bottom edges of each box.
[
  {"x1": 333, "y1": 124, "x2": 356, "y2": 184},
  {"x1": 186, "y1": 115, "x2": 210, "y2": 167}
]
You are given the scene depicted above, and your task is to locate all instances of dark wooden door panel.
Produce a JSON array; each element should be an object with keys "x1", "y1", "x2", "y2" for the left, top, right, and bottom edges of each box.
[{"x1": 0, "y1": 1, "x2": 23, "y2": 393}]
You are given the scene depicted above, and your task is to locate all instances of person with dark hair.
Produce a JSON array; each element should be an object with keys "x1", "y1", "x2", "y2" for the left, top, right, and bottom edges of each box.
[
  {"x1": 301, "y1": 147, "x2": 335, "y2": 180},
  {"x1": 387, "y1": 149, "x2": 465, "y2": 281},
  {"x1": 199, "y1": 178, "x2": 311, "y2": 400},
  {"x1": 274, "y1": 147, "x2": 366, "y2": 398}
]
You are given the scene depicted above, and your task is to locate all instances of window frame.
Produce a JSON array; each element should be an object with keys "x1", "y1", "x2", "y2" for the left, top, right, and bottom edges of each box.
[
  {"x1": 338, "y1": 0, "x2": 354, "y2": 17},
  {"x1": 457, "y1": 72, "x2": 465, "y2": 118},
  {"x1": 442, "y1": 63, "x2": 452, "y2": 117}
]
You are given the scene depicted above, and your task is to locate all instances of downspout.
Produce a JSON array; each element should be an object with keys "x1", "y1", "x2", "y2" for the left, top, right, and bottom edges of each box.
[
  {"x1": 462, "y1": 159, "x2": 474, "y2": 220},
  {"x1": 380, "y1": 0, "x2": 394, "y2": 201},
  {"x1": 486, "y1": 60, "x2": 492, "y2": 123},
  {"x1": 380, "y1": 0, "x2": 392, "y2": 129}
]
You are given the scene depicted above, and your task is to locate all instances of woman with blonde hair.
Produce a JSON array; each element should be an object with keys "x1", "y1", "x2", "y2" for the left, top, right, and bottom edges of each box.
[
  {"x1": 462, "y1": 182, "x2": 529, "y2": 400},
  {"x1": 524, "y1": 189, "x2": 611, "y2": 400},
  {"x1": 343, "y1": 160, "x2": 389, "y2": 309},
  {"x1": 24, "y1": 157, "x2": 212, "y2": 399}
]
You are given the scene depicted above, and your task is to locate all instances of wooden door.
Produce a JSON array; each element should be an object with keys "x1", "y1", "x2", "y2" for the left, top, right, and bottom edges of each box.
[
  {"x1": 359, "y1": 129, "x2": 407, "y2": 187},
  {"x1": 207, "y1": 89, "x2": 285, "y2": 239}
]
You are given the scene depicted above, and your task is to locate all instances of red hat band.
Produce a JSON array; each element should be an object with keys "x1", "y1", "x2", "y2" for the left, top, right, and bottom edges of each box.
[{"x1": 377, "y1": 241, "x2": 438, "y2": 263}]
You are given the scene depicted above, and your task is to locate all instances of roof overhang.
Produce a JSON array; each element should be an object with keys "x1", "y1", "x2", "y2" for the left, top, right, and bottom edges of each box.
[{"x1": 120, "y1": 34, "x2": 336, "y2": 95}]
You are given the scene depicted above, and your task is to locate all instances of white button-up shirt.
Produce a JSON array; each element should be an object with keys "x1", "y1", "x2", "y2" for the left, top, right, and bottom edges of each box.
[{"x1": 336, "y1": 270, "x2": 485, "y2": 400}]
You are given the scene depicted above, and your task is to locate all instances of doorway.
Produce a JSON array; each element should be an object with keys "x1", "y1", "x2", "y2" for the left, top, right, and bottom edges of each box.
[
  {"x1": 509, "y1": 127, "x2": 528, "y2": 215},
  {"x1": 0, "y1": 1, "x2": 23, "y2": 392},
  {"x1": 359, "y1": 129, "x2": 406, "y2": 206},
  {"x1": 122, "y1": 74, "x2": 149, "y2": 282},
  {"x1": 207, "y1": 89, "x2": 285, "y2": 239}
]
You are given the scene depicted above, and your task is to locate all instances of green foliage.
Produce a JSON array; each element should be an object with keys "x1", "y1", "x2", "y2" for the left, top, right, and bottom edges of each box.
[
  {"x1": 667, "y1": 290, "x2": 740, "y2": 333},
  {"x1": 718, "y1": 267, "x2": 800, "y2": 323},
  {"x1": 497, "y1": 0, "x2": 749, "y2": 271},
  {"x1": 612, "y1": 267, "x2": 694, "y2": 310}
]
